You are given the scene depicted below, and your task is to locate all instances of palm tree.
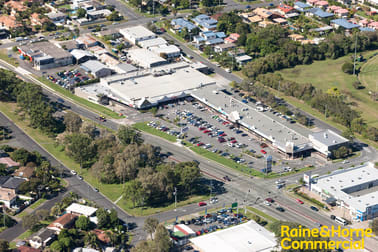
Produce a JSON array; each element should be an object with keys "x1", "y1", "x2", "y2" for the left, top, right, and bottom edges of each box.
[{"x1": 84, "y1": 232, "x2": 99, "y2": 249}]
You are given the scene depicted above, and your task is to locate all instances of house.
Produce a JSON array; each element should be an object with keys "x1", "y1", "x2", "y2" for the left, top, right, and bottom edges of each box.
[
  {"x1": 327, "y1": 5, "x2": 341, "y2": 12},
  {"x1": 0, "y1": 188, "x2": 17, "y2": 208},
  {"x1": 235, "y1": 55, "x2": 252, "y2": 66},
  {"x1": 247, "y1": 15, "x2": 263, "y2": 24},
  {"x1": 18, "y1": 42, "x2": 73, "y2": 70},
  {"x1": 47, "y1": 213, "x2": 77, "y2": 233},
  {"x1": 253, "y1": 8, "x2": 273, "y2": 19},
  {"x1": 15, "y1": 246, "x2": 41, "y2": 252},
  {"x1": 87, "y1": 9, "x2": 112, "y2": 20},
  {"x1": 47, "y1": 12, "x2": 67, "y2": 25},
  {"x1": 214, "y1": 43, "x2": 236, "y2": 53},
  {"x1": 306, "y1": 8, "x2": 334, "y2": 19},
  {"x1": 273, "y1": 18, "x2": 288, "y2": 25},
  {"x1": 314, "y1": 0, "x2": 329, "y2": 9},
  {"x1": 0, "y1": 176, "x2": 25, "y2": 192},
  {"x1": 306, "y1": 0, "x2": 319, "y2": 5},
  {"x1": 30, "y1": 13, "x2": 48, "y2": 26},
  {"x1": 5, "y1": 1, "x2": 27, "y2": 16},
  {"x1": 360, "y1": 27, "x2": 375, "y2": 32},
  {"x1": 29, "y1": 228, "x2": 56, "y2": 249},
  {"x1": 193, "y1": 31, "x2": 224, "y2": 46},
  {"x1": 192, "y1": 14, "x2": 218, "y2": 31},
  {"x1": 0, "y1": 15, "x2": 22, "y2": 30},
  {"x1": 224, "y1": 33, "x2": 240, "y2": 44},
  {"x1": 81, "y1": 60, "x2": 112, "y2": 78},
  {"x1": 358, "y1": 19, "x2": 369, "y2": 27},
  {"x1": 70, "y1": 49, "x2": 97, "y2": 64},
  {"x1": 170, "y1": 18, "x2": 197, "y2": 32},
  {"x1": 294, "y1": 1, "x2": 311, "y2": 12},
  {"x1": 93, "y1": 229, "x2": 111, "y2": 244},
  {"x1": 288, "y1": 34, "x2": 305, "y2": 41},
  {"x1": 331, "y1": 18, "x2": 360, "y2": 30},
  {"x1": 76, "y1": 35, "x2": 101, "y2": 48},
  {"x1": 258, "y1": 20, "x2": 275, "y2": 28},
  {"x1": 368, "y1": 21, "x2": 378, "y2": 30},
  {"x1": 119, "y1": 25, "x2": 156, "y2": 45},
  {"x1": 334, "y1": 8, "x2": 349, "y2": 17},
  {"x1": 277, "y1": 4, "x2": 296, "y2": 14},
  {"x1": 12, "y1": 166, "x2": 34, "y2": 181},
  {"x1": 66, "y1": 203, "x2": 98, "y2": 217},
  {"x1": 0, "y1": 157, "x2": 20, "y2": 169}
]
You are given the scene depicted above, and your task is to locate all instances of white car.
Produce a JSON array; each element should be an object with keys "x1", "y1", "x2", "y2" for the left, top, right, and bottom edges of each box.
[
  {"x1": 264, "y1": 201, "x2": 271, "y2": 206},
  {"x1": 210, "y1": 197, "x2": 218, "y2": 204},
  {"x1": 71, "y1": 170, "x2": 77, "y2": 175}
]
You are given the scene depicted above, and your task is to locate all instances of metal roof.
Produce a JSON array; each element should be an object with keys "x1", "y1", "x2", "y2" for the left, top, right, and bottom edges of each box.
[{"x1": 331, "y1": 18, "x2": 360, "y2": 29}]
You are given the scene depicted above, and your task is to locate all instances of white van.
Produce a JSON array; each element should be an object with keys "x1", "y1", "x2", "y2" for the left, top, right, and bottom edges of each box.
[{"x1": 335, "y1": 216, "x2": 348, "y2": 226}]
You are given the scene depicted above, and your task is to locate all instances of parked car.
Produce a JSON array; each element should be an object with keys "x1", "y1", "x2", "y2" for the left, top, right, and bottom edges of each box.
[
  {"x1": 261, "y1": 149, "x2": 267, "y2": 154},
  {"x1": 265, "y1": 198, "x2": 274, "y2": 203},
  {"x1": 198, "y1": 202, "x2": 207, "y2": 207},
  {"x1": 70, "y1": 170, "x2": 77, "y2": 175}
]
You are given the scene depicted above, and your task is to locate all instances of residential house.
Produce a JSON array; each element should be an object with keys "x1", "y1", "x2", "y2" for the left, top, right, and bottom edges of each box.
[
  {"x1": 314, "y1": 0, "x2": 329, "y2": 9},
  {"x1": 224, "y1": 33, "x2": 240, "y2": 44},
  {"x1": 47, "y1": 213, "x2": 78, "y2": 234},
  {"x1": 0, "y1": 157, "x2": 20, "y2": 169},
  {"x1": 273, "y1": 18, "x2": 288, "y2": 25},
  {"x1": 258, "y1": 20, "x2": 275, "y2": 28},
  {"x1": 327, "y1": 5, "x2": 341, "y2": 12},
  {"x1": 47, "y1": 12, "x2": 67, "y2": 25},
  {"x1": 0, "y1": 15, "x2": 22, "y2": 30},
  {"x1": 0, "y1": 176, "x2": 25, "y2": 193},
  {"x1": 93, "y1": 229, "x2": 111, "y2": 244},
  {"x1": 331, "y1": 18, "x2": 360, "y2": 29},
  {"x1": 30, "y1": 13, "x2": 48, "y2": 26},
  {"x1": 211, "y1": 13, "x2": 223, "y2": 21},
  {"x1": 87, "y1": 9, "x2": 112, "y2": 20},
  {"x1": 368, "y1": 21, "x2": 378, "y2": 30},
  {"x1": 12, "y1": 166, "x2": 34, "y2": 181},
  {"x1": 358, "y1": 19, "x2": 369, "y2": 27},
  {"x1": 334, "y1": 8, "x2": 349, "y2": 17},
  {"x1": 294, "y1": 1, "x2": 312, "y2": 12},
  {"x1": 277, "y1": 4, "x2": 296, "y2": 15},
  {"x1": 359, "y1": 27, "x2": 375, "y2": 32},
  {"x1": 235, "y1": 55, "x2": 252, "y2": 66},
  {"x1": 306, "y1": 0, "x2": 319, "y2": 5},
  {"x1": 192, "y1": 14, "x2": 218, "y2": 31},
  {"x1": 253, "y1": 8, "x2": 273, "y2": 20},
  {"x1": 170, "y1": 18, "x2": 197, "y2": 32},
  {"x1": 81, "y1": 60, "x2": 112, "y2": 78},
  {"x1": 29, "y1": 228, "x2": 56, "y2": 249},
  {"x1": 306, "y1": 8, "x2": 334, "y2": 19},
  {"x1": 0, "y1": 187, "x2": 17, "y2": 208},
  {"x1": 193, "y1": 31, "x2": 224, "y2": 46},
  {"x1": 247, "y1": 15, "x2": 263, "y2": 24},
  {"x1": 66, "y1": 203, "x2": 98, "y2": 217},
  {"x1": 214, "y1": 43, "x2": 236, "y2": 53},
  {"x1": 288, "y1": 34, "x2": 305, "y2": 41},
  {"x1": 5, "y1": 1, "x2": 27, "y2": 16}
]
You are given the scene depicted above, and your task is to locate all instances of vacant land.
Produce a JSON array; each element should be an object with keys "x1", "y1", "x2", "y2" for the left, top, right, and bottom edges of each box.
[{"x1": 277, "y1": 50, "x2": 378, "y2": 128}]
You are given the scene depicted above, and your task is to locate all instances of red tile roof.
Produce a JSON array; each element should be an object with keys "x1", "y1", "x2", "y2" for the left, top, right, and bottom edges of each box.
[
  {"x1": 93, "y1": 229, "x2": 111, "y2": 244},
  {"x1": 278, "y1": 4, "x2": 294, "y2": 13}
]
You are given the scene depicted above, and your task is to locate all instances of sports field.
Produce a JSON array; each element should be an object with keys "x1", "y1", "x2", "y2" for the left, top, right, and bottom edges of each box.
[{"x1": 278, "y1": 50, "x2": 378, "y2": 128}]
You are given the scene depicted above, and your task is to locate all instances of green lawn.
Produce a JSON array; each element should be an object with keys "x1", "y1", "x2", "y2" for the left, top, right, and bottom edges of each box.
[
  {"x1": 29, "y1": 198, "x2": 47, "y2": 210},
  {"x1": 16, "y1": 211, "x2": 29, "y2": 219},
  {"x1": 35, "y1": 76, "x2": 123, "y2": 119},
  {"x1": 16, "y1": 229, "x2": 34, "y2": 240},
  {"x1": 0, "y1": 50, "x2": 19, "y2": 67},
  {"x1": 277, "y1": 50, "x2": 378, "y2": 128},
  {"x1": 246, "y1": 206, "x2": 278, "y2": 223},
  {"x1": 133, "y1": 122, "x2": 177, "y2": 142}
]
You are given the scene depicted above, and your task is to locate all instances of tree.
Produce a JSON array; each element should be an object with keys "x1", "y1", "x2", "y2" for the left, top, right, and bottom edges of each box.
[
  {"x1": 75, "y1": 215, "x2": 90, "y2": 230},
  {"x1": 22, "y1": 214, "x2": 39, "y2": 230},
  {"x1": 10, "y1": 148, "x2": 31, "y2": 165},
  {"x1": 153, "y1": 224, "x2": 172, "y2": 252},
  {"x1": 107, "y1": 11, "x2": 123, "y2": 21},
  {"x1": 131, "y1": 241, "x2": 154, "y2": 252},
  {"x1": 150, "y1": 107, "x2": 158, "y2": 117},
  {"x1": 117, "y1": 125, "x2": 143, "y2": 145},
  {"x1": 332, "y1": 146, "x2": 351, "y2": 159},
  {"x1": 65, "y1": 133, "x2": 95, "y2": 168},
  {"x1": 342, "y1": 62, "x2": 354, "y2": 74},
  {"x1": 64, "y1": 112, "x2": 82, "y2": 133},
  {"x1": 351, "y1": 118, "x2": 366, "y2": 134},
  {"x1": 35, "y1": 209, "x2": 50, "y2": 221},
  {"x1": 144, "y1": 217, "x2": 159, "y2": 240},
  {"x1": 50, "y1": 241, "x2": 63, "y2": 251},
  {"x1": 124, "y1": 180, "x2": 144, "y2": 208},
  {"x1": 109, "y1": 209, "x2": 118, "y2": 227},
  {"x1": 96, "y1": 208, "x2": 110, "y2": 229},
  {"x1": 80, "y1": 121, "x2": 97, "y2": 139},
  {"x1": 0, "y1": 239, "x2": 9, "y2": 252},
  {"x1": 77, "y1": 8, "x2": 87, "y2": 18},
  {"x1": 84, "y1": 232, "x2": 100, "y2": 249}
]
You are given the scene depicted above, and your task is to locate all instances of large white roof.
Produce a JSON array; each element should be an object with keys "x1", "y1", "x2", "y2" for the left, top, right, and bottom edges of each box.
[
  {"x1": 127, "y1": 48, "x2": 166, "y2": 67},
  {"x1": 138, "y1": 37, "x2": 167, "y2": 48},
  {"x1": 190, "y1": 220, "x2": 277, "y2": 252},
  {"x1": 119, "y1": 25, "x2": 155, "y2": 39},
  {"x1": 313, "y1": 163, "x2": 378, "y2": 212},
  {"x1": 66, "y1": 203, "x2": 97, "y2": 216}
]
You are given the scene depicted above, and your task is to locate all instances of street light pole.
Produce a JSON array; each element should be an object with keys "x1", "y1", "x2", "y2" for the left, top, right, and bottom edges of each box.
[{"x1": 174, "y1": 187, "x2": 177, "y2": 211}]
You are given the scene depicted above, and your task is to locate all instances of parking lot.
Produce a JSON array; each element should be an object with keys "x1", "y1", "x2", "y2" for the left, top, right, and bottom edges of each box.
[
  {"x1": 147, "y1": 99, "x2": 319, "y2": 174},
  {"x1": 47, "y1": 67, "x2": 92, "y2": 89}
]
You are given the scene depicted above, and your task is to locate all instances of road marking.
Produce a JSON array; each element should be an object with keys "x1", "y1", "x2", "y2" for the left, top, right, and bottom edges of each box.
[{"x1": 114, "y1": 195, "x2": 123, "y2": 204}]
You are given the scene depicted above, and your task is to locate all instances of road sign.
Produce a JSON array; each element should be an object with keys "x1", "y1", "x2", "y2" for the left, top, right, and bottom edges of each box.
[{"x1": 231, "y1": 202, "x2": 238, "y2": 208}]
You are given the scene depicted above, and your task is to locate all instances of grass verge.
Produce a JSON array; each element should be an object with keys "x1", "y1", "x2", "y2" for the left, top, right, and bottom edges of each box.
[
  {"x1": 34, "y1": 76, "x2": 123, "y2": 119},
  {"x1": 16, "y1": 229, "x2": 34, "y2": 240},
  {"x1": 246, "y1": 206, "x2": 278, "y2": 223},
  {"x1": 29, "y1": 198, "x2": 47, "y2": 210},
  {"x1": 133, "y1": 122, "x2": 177, "y2": 142},
  {"x1": 0, "y1": 51, "x2": 19, "y2": 67}
]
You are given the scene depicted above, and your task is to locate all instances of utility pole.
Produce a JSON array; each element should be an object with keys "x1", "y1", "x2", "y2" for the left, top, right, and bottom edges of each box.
[
  {"x1": 173, "y1": 187, "x2": 177, "y2": 211},
  {"x1": 353, "y1": 35, "x2": 357, "y2": 76}
]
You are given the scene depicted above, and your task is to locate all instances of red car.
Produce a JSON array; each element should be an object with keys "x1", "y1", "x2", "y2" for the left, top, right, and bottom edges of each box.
[
  {"x1": 197, "y1": 142, "x2": 204, "y2": 146},
  {"x1": 199, "y1": 127, "x2": 206, "y2": 130},
  {"x1": 219, "y1": 133, "x2": 227, "y2": 137},
  {"x1": 198, "y1": 202, "x2": 207, "y2": 207},
  {"x1": 228, "y1": 137, "x2": 235, "y2": 141},
  {"x1": 265, "y1": 198, "x2": 274, "y2": 203},
  {"x1": 261, "y1": 149, "x2": 267, "y2": 154},
  {"x1": 222, "y1": 121, "x2": 229, "y2": 125},
  {"x1": 203, "y1": 130, "x2": 211, "y2": 133},
  {"x1": 231, "y1": 140, "x2": 237, "y2": 144},
  {"x1": 218, "y1": 137, "x2": 226, "y2": 143},
  {"x1": 296, "y1": 199, "x2": 304, "y2": 204}
]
